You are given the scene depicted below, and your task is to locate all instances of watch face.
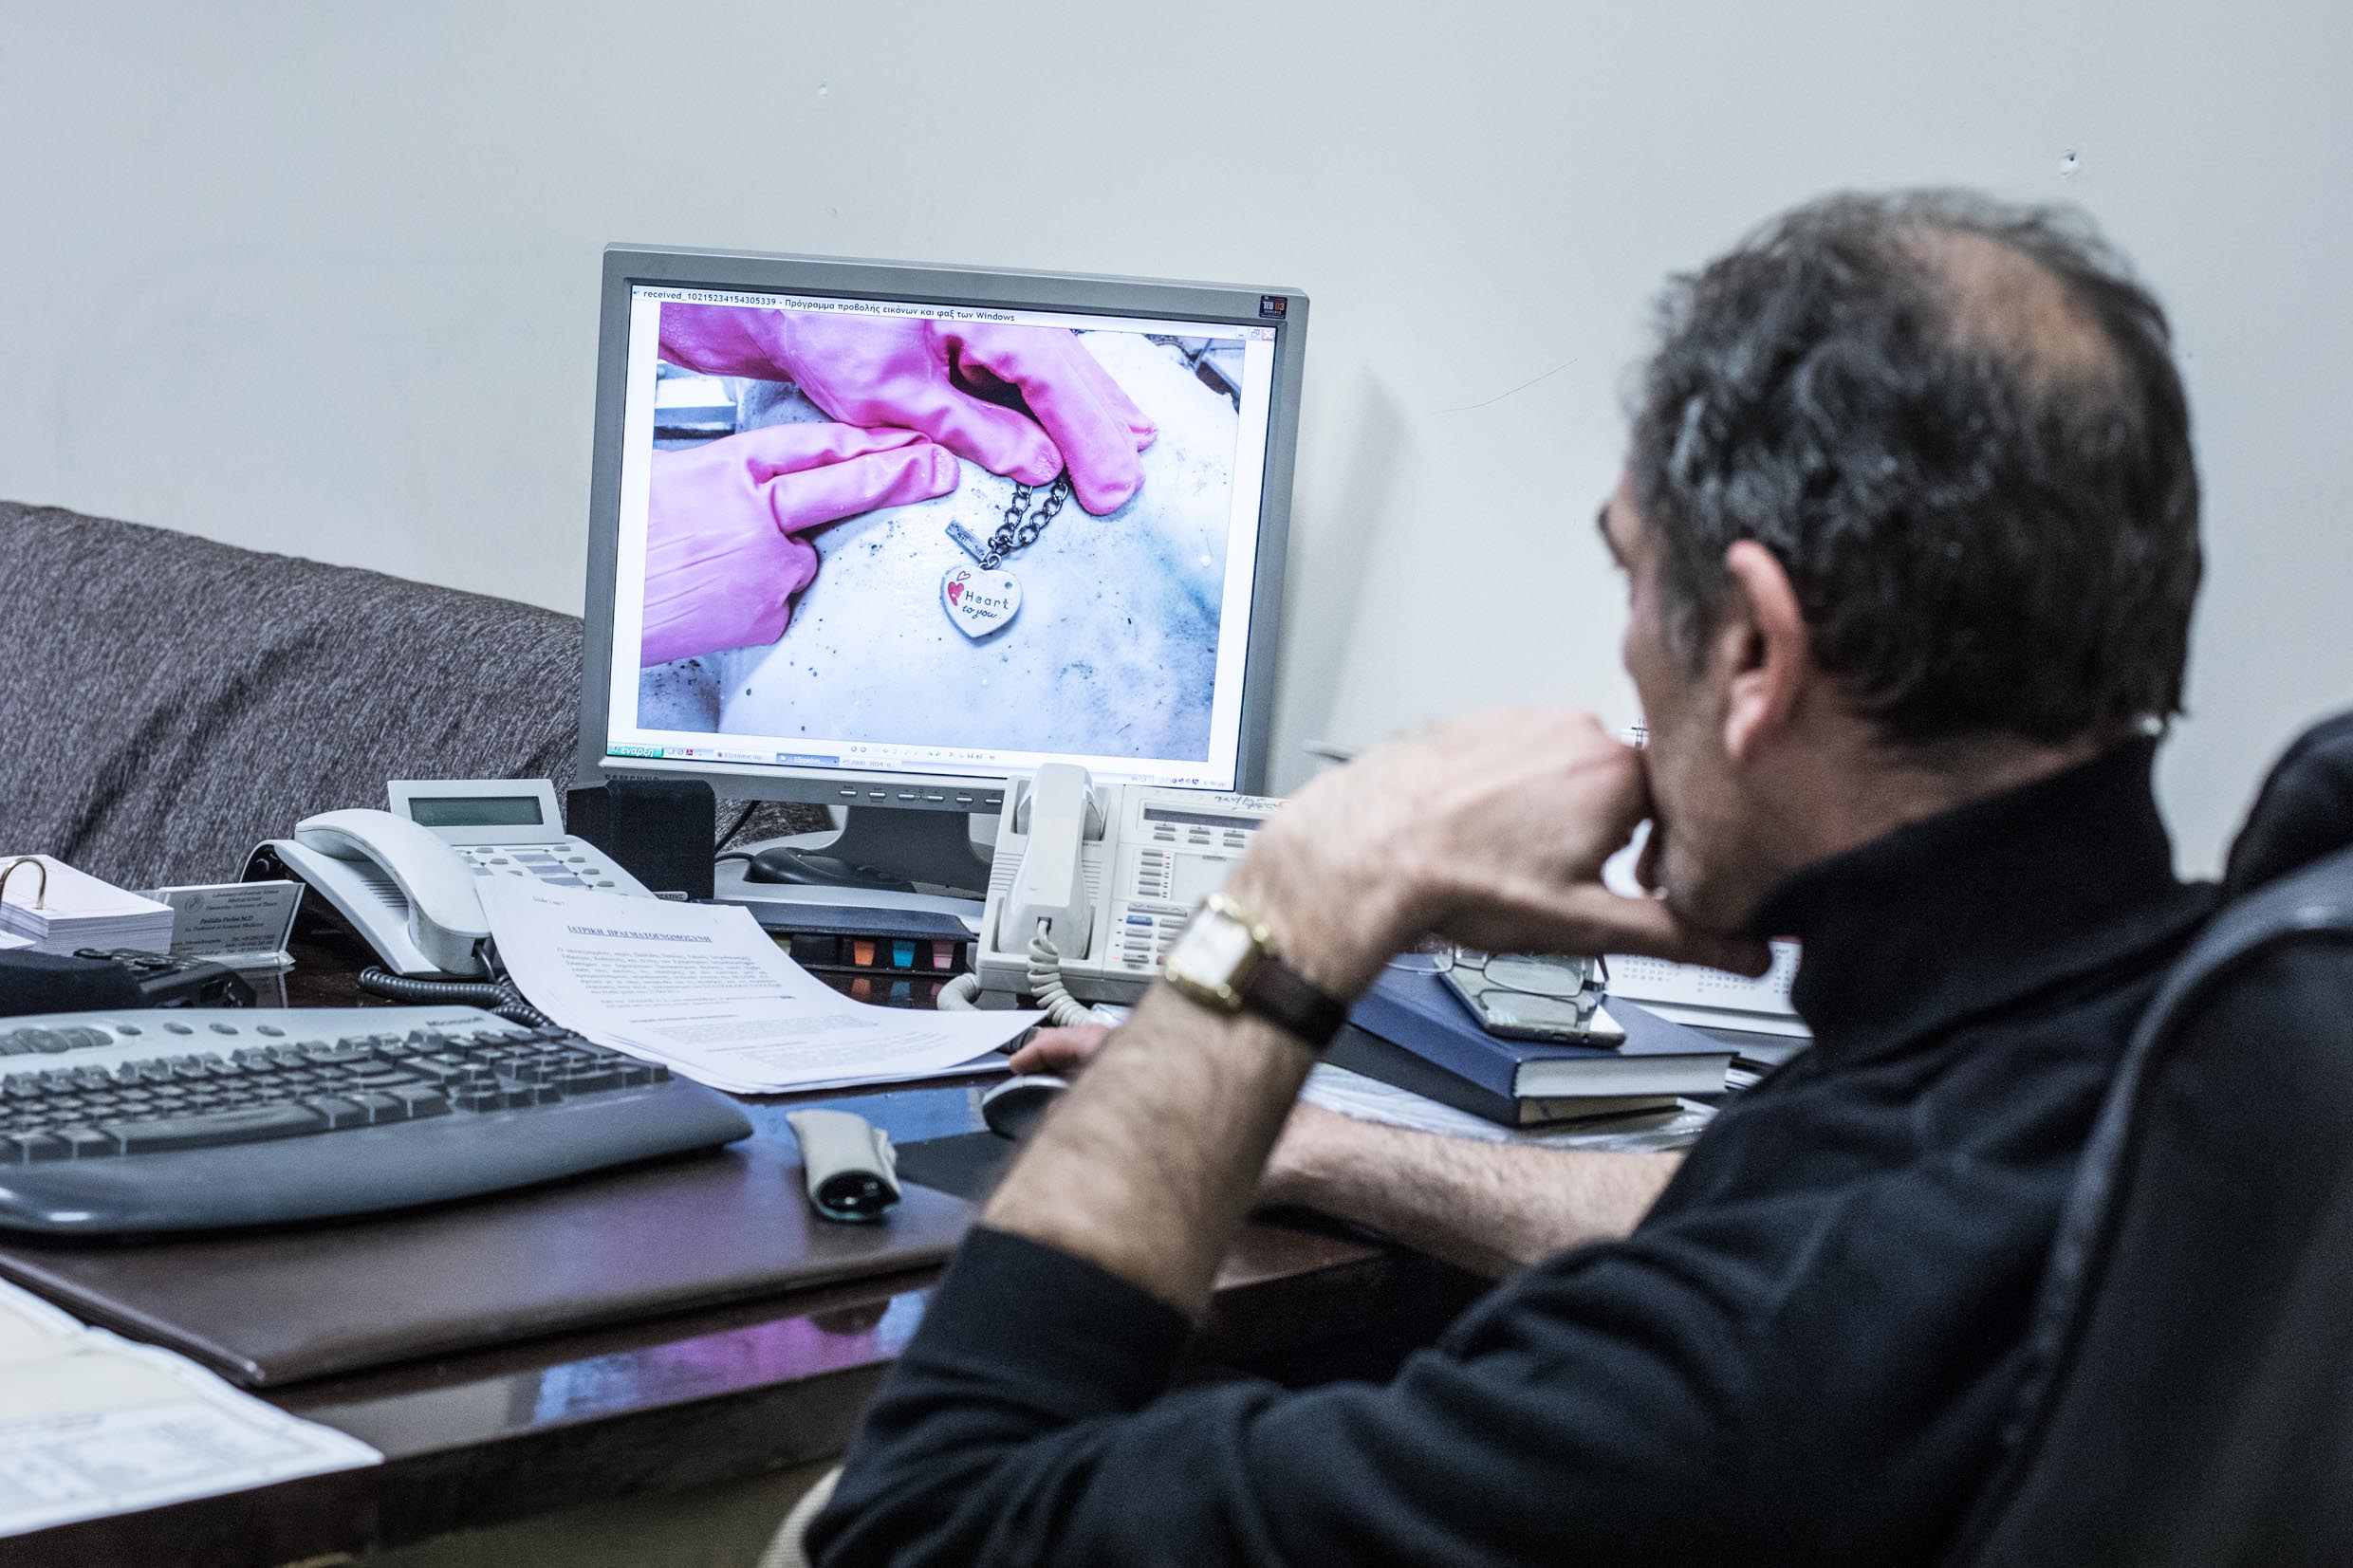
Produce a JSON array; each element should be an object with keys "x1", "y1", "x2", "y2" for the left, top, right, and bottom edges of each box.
[{"x1": 1166, "y1": 907, "x2": 1258, "y2": 1001}]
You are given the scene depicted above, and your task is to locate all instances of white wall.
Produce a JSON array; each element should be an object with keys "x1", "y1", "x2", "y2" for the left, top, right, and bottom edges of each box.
[{"x1": 3, "y1": 1, "x2": 2346, "y2": 872}]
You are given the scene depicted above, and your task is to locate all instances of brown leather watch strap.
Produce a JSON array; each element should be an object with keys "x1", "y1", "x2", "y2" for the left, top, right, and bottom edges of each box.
[{"x1": 1238, "y1": 952, "x2": 1349, "y2": 1049}]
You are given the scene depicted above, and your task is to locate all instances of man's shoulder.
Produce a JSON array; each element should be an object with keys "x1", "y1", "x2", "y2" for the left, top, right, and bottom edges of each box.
[{"x1": 1627, "y1": 979, "x2": 2165, "y2": 1314}]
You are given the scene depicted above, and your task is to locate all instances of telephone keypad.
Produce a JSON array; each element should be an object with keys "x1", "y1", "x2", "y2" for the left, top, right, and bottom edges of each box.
[{"x1": 456, "y1": 842, "x2": 619, "y2": 890}]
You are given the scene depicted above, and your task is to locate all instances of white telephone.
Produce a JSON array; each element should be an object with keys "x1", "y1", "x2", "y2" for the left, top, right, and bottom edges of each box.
[
  {"x1": 974, "y1": 763, "x2": 1283, "y2": 1008},
  {"x1": 248, "y1": 779, "x2": 655, "y2": 977}
]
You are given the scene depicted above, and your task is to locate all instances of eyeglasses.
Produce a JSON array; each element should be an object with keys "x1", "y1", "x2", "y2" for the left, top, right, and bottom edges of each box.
[
  {"x1": 1387, "y1": 944, "x2": 1612, "y2": 1027},
  {"x1": 1449, "y1": 948, "x2": 1611, "y2": 1029}
]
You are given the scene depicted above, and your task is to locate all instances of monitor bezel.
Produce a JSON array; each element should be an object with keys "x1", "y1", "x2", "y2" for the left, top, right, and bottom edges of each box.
[{"x1": 576, "y1": 244, "x2": 1308, "y2": 813}]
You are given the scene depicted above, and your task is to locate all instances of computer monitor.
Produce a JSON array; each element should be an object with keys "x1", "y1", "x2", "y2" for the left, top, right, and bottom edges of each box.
[{"x1": 576, "y1": 246, "x2": 1307, "y2": 895}]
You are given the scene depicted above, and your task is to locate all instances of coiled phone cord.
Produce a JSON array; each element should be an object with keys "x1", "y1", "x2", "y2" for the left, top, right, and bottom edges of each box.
[
  {"x1": 355, "y1": 966, "x2": 553, "y2": 1029},
  {"x1": 1024, "y1": 921, "x2": 1102, "y2": 1030},
  {"x1": 934, "y1": 920, "x2": 1098, "y2": 1031}
]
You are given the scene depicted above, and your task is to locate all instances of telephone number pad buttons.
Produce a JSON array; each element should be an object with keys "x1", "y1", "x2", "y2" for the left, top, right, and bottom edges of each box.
[
  {"x1": 459, "y1": 845, "x2": 620, "y2": 890},
  {"x1": 1121, "y1": 820, "x2": 1259, "y2": 969}
]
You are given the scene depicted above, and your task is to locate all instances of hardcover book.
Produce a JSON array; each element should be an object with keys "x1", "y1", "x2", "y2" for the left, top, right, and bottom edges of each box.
[{"x1": 1335, "y1": 968, "x2": 1732, "y2": 1121}]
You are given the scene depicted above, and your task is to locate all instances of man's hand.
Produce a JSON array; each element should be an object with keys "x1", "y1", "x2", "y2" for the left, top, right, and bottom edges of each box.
[
  {"x1": 981, "y1": 710, "x2": 1754, "y2": 1318},
  {"x1": 1228, "y1": 710, "x2": 1769, "y2": 997},
  {"x1": 1006, "y1": 1024, "x2": 1112, "y2": 1078}
]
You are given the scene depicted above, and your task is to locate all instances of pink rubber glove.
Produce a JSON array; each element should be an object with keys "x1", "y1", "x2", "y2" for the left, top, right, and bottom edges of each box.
[
  {"x1": 640, "y1": 422, "x2": 956, "y2": 666},
  {"x1": 658, "y1": 305, "x2": 1157, "y2": 516}
]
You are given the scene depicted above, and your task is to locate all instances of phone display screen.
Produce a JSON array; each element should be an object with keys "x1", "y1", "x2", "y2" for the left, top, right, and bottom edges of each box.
[
  {"x1": 1141, "y1": 807, "x2": 1257, "y2": 831},
  {"x1": 406, "y1": 796, "x2": 546, "y2": 829}
]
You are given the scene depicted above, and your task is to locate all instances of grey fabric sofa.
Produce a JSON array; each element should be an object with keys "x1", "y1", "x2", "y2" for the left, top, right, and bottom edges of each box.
[{"x1": 0, "y1": 503, "x2": 815, "y2": 891}]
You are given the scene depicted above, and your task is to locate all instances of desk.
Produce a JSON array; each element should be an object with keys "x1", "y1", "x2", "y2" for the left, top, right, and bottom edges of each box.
[{"x1": 16, "y1": 928, "x2": 1481, "y2": 1567}]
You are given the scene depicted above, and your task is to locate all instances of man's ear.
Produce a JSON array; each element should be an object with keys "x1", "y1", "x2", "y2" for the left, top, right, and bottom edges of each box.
[{"x1": 1714, "y1": 540, "x2": 1810, "y2": 761}]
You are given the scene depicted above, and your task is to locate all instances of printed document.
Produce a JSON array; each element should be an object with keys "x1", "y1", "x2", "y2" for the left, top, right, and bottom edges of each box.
[
  {"x1": 1302, "y1": 1064, "x2": 1714, "y2": 1152},
  {"x1": 479, "y1": 880, "x2": 1039, "y2": 1093},
  {"x1": 0, "y1": 1280, "x2": 379, "y2": 1538}
]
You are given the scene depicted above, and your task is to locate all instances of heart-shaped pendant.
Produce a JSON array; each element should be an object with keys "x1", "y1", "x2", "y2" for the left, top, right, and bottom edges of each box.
[{"x1": 941, "y1": 565, "x2": 1021, "y2": 639}]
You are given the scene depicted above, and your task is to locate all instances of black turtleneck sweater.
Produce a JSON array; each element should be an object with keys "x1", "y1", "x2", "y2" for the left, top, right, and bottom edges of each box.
[{"x1": 809, "y1": 741, "x2": 2214, "y2": 1567}]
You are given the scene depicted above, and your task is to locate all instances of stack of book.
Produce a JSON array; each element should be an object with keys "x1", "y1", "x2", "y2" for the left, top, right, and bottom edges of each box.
[
  {"x1": 1327, "y1": 966, "x2": 1733, "y2": 1127},
  {"x1": 0, "y1": 856, "x2": 175, "y2": 956}
]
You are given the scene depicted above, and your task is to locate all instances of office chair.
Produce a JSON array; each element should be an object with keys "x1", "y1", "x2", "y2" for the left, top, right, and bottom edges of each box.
[{"x1": 1945, "y1": 710, "x2": 2353, "y2": 1565}]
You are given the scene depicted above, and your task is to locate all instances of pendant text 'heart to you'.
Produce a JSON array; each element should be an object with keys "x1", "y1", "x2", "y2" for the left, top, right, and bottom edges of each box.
[{"x1": 942, "y1": 566, "x2": 1021, "y2": 639}]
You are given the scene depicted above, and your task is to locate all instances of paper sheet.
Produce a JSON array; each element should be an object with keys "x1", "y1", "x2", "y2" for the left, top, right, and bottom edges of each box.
[
  {"x1": 1301, "y1": 1064, "x2": 1715, "y2": 1152},
  {"x1": 1602, "y1": 946, "x2": 1810, "y2": 1039},
  {"x1": 479, "y1": 880, "x2": 1039, "y2": 1093},
  {"x1": 0, "y1": 1280, "x2": 379, "y2": 1539},
  {"x1": 1600, "y1": 835, "x2": 1811, "y2": 1041}
]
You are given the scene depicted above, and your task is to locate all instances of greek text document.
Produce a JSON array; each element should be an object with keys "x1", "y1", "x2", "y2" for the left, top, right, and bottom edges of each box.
[
  {"x1": 479, "y1": 881, "x2": 1038, "y2": 1093},
  {"x1": 0, "y1": 1280, "x2": 379, "y2": 1538}
]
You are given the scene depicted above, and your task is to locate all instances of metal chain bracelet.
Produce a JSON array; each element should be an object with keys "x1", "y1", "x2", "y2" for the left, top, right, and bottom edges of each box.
[{"x1": 976, "y1": 471, "x2": 1071, "y2": 568}]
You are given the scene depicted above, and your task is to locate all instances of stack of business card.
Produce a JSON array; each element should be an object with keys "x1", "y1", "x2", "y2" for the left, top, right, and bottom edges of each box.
[{"x1": 0, "y1": 856, "x2": 175, "y2": 956}]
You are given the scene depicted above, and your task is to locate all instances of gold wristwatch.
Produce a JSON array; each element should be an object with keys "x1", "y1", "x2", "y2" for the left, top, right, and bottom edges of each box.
[{"x1": 1162, "y1": 894, "x2": 1348, "y2": 1049}]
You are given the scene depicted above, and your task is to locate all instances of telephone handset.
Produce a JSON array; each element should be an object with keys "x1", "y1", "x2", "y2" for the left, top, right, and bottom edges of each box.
[
  {"x1": 1002, "y1": 763, "x2": 1105, "y2": 958},
  {"x1": 246, "y1": 778, "x2": 657, "y2": 977},
  {"x1": 975, "y1": 763, "x2": 1283, "y2": 1007},
  {"x1": 276, "y1": 810, "x2": 491, "y2": 977}
]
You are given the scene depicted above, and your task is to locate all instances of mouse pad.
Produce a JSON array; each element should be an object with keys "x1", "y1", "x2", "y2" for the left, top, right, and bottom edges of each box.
[
  {"x1": 0, "y1": 1136, "x2": 973, "y2": 1389},
  {"x1": 891, "y1": 1131, "x2": 1020, "y2": 1205}
]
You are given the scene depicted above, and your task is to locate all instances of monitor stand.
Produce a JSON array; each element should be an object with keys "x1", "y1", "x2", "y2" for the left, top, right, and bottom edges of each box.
[{"x1": 739, "y1": 806, "x2": 992, "y2": 902}]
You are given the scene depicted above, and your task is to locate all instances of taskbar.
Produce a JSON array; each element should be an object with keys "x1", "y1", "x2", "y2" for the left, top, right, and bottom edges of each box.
[{"x1": 605, "y1": 741, "x2": 1231, "y2": 791}]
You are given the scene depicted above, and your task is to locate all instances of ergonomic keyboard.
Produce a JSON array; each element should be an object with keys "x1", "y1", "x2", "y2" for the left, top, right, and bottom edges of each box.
[{"x1": 0, "y1": 1006, "x2": 752, "y2": 1236}]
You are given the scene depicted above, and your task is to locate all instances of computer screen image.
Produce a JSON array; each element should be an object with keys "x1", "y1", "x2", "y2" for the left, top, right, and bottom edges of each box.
[
  {"x1": 576, "y1": 249, "x2": 1307, "y2": 893},
  {"x1": 602, "y1": 281, "x2": 1285, "y2": 793}
]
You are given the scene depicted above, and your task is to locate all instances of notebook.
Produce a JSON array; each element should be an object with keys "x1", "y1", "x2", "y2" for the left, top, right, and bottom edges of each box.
[{"x1": 0, "y1": 857, "x2": 175, "y2": 956}]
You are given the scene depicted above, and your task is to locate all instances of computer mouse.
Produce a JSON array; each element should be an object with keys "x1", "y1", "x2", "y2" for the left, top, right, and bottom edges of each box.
[
  {"x1": 743, "y1": 845, "x2": 917, "y2": 894},
  {"x1": 980, "y1": 1073, "x2": 1069, "y2": 1141}
]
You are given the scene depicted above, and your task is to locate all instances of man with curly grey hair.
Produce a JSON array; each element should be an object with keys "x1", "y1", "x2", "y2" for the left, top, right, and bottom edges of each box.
[{"x1": 805, "y1": 191, "x2": 2214, "y2": 1566}]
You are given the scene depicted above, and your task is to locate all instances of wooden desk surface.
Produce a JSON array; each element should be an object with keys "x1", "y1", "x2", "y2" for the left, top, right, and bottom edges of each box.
[{"x1": 15, "y1": 929, "x2": 1477, "y2": 1567}]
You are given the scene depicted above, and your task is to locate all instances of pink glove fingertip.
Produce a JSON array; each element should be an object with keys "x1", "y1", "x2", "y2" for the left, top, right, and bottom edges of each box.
[
  {"x1": 1072, "y1": 469, "x2": 1142, "y2": 516},
  {"x1": 1004, "y1": 445, "x2": 1062, "y2": 487},
  {"x1": 888, "y1": 440, "x2": 962, "y2": 507},
  {"x1": 924, "y1": 443, "x2": 962, "y2": 494}
]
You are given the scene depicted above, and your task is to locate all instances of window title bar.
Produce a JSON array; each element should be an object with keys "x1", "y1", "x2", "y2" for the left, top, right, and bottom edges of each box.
[{"x1": 631, "y1": 285, "x2": 1270, "y2": 341}]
